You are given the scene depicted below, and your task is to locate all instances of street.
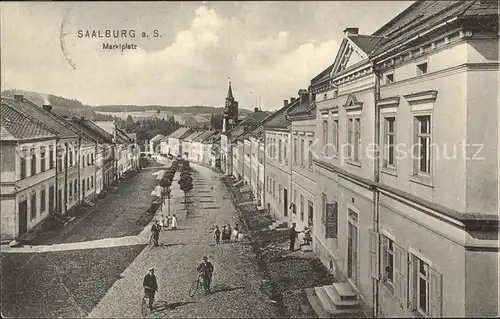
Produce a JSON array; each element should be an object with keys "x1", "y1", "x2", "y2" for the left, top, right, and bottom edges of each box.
[{"x1": 1, "y1": 163, "x2": 279, "y2": 318}]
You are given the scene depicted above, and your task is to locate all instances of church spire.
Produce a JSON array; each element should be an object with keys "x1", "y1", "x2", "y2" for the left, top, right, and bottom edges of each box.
[{"x1": 226, "y1": 77, "x2": 234, "y2": 101}]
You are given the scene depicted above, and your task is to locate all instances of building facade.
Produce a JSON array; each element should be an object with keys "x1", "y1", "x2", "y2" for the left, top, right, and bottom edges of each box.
[
  {"x1": 160, "y1": 127, "x2": 193, "y2": 156},
  {"x1": 312, "y1": 2, "x2": 499, "y2": 317},
  {"x1": 0, "y1": 102, "x2": 58, "y2": 240}
]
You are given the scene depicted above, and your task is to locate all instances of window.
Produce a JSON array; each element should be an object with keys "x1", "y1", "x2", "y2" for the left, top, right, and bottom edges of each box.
[
  {"x1": 347, "y1": 118, "x2": 361, "y2": 162},
  {"x1": 283, "y1": 140, "x2": 287, "y2": 163},
  {"x1": 382, "y1": 236, "x2": 394, "y2": 286},
  {"x1": 87, "y1": 154, "x2": 90, "y2": 166},
  {"x1": 332, "y1": 119, "x2": 339, "y2": 156},
  {"x1": 278, "y1": 140, "x2": 282, "y2": 162},
  {"x1": 321, "y1": 193, "x2": 327, "y2": 225},
  {"x1": 91, "y1": 176, "x2": 94, "y2": 188},
  {"x1": 322, "y1": 120, "x2": 328, "y2": 153},
  {"x1": 49, "y1": 147, "x2": 54, "y2": 169},
  {"x1": 385, "y1": 73, "x2": 394, "y2": 84},
  {"x1": 300, "y1": 195, "x2": 304, "y2": 221},
  {"x1": 74, "y1": 179, "x2": 78, "y2": 196},
  {"x1": 308, "y1": 140, "x2": 313, "y2": 168},
  {"x1": 91, "y1": 153, "x2": 94, "y2": 164},
  {"x1": 415, "y1": 115, "x2": 431, "y2": 175},
  {"x1": 292, "y1": 190, "x2": 297, "y2": 214},
  {"x1": 411, "y1": 255, "x2": 442, "y2": 317},
  {"x1": 20, "y1": 150, "x2": 27, "y2": 179},
  {"x1": 40, "y1": 147, "x2": 46, "y2": 173},
  {"x1": 82, "y1": 155, "x2": 85, "y2": 168},
  {"x1": 384, "y1": 117, "x2": 396, "y2": 167},
  {"x1": 30, "y1": 149, "x2": 36, "y2": 176},
  {"x1": 49, "y1": 185, "x2": 54, "y2": 212},
  {"x1": 323, "y1": 93, "x2": 328, "y2": 100},
  {"x1": 69, "y1": 149, "x2": 73, "y2": 167},
  {"x1": 293, "y1": 138, "x2": 298, "y2": 163},
  {"x1": 273, "y1": 180, "x2": 276, "y2": 197},
  {"x1": 87, "y1": 177, "x2": 90, "y2": 190},
  {"x1": 69, "y1": 181, "x2": 73, "y2": 199},
  {"x1": 300, "y1": 139, "x2": 304, "y2": 166},
  {"x1": 58, "y1": 155, "x2": 63, "y2": 172},
  {"x1": 278, "y1": 184, "x2": 282, "y2": 203},
  {"x1": 417, "y1": 62, "x2": 428, "y2": 76},
  {"x1": 30, "y1": 192, "x2": 36, "y2": 220},
  {"x1": 40, "y1": 188, "x2": 46, "y2": 213}
]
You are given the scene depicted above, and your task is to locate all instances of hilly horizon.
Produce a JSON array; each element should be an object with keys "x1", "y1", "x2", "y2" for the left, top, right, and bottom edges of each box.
[{"x1": 1, "y1": 89, "x2": 254, "y2": 116}]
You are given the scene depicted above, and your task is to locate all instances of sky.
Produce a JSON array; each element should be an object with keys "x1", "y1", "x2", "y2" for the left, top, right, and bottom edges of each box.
[{"x1": 1, "y1": 1, "x2": 413, "y2": 111}]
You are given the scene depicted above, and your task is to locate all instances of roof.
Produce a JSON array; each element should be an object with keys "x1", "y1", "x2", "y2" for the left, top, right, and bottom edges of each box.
[
  {"x1": 150, "y1": 134, "x2": 164, "y2": 143},
  {"x1": 265, "y1": 97, "x2": 301, "y2": 129},
  {"x1": 69, "y1": 118, "x2": 114, "y2": 144},
  {"x1": 168, "y1": 127, "x2": 194, "y2": 139},
  {"x1": 116, "y1": 127, "x2": 133, "y2": 143},
  {"x1": 1, "y1": 97, "x2": 78, "y2": 139},
  {"x1": 183, "y1": 130, "x2": 205, "y2": 142},
  {"x1": 1, "y1": 102, "x2": 57, "y2": 141},
  {"x1": 226, "y1": 81, "x2": 234, "y2": 101},
  {"x1": 370, "y1": 1, "x2": 498, "y2": 57},
  {"x1": 93, "y1": 121, "x2": 130, "y2": 144},
  {"x1": 288, "y1": 100, "x2": 317, "y2": 116},
  {"x1": 192, "y1": 130, "x2": 217, "y2": 142},
  {"x1": 348, "y1": 34, "x2": 383, "y2": 54},
  {"x1": 311, "y1": 63, "x2": 334, "y2": 87},
  {"x1": 227, "y1": 111, "x2": 269, "y2": 137}
]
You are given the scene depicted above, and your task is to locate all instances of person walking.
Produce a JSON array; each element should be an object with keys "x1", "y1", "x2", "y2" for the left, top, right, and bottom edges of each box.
[
  {"x1": 221, "y1": 225, "x2": 228, "y2": 242},
  {"x1": 232, "y1": 223, "x2": 240, "y2": 242},
  {"x1": 197, "y1": 256, "x2": 214, "y2": 294},
  {"x1": 226, "y1": 224, "x2": 232, "y2": 243},
  {"x1": 143, "y1": 267, "x2": 158, "y2": 309},
  {"x1": 213, "y1": 225, "x2": 221, "y2": 245},
  {"x1": 151, "y1": 220, "x2": 161, "y2": 247},
  {"x1": 170, "y1": 214, "x2": 178, "y2": 229},
  {"x1": 289, "y1": 223, "x2": 298, "y2": 252}
]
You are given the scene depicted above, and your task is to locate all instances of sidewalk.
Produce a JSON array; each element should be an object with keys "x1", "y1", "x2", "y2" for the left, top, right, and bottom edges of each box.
[{"x1": 222, "y1": 176, "x2": 336, "y2": 318}]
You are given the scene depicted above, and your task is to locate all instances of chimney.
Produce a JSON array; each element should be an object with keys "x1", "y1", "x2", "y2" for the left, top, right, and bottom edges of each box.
[
  {"x1": 283, "y1": 99, "x2": 289, "y2": 107},
  {"x1": 343, "y1": 27, "x2": 359, "y2": 37},
  {"x1": 14, "y1": 94, "x2": 23, "y2": 101},
  {"x1": 254, "y1": 107, "x2": 259, "y2": 113},
  {"x1": 290, "y1": 97, "x2": 296, "y2": 103},
  {"x1": 43, "y1": 104, "x2": 52, "y2": 112},
  {"x1": 298, "y1": 89, "x2": 309, "y2": 105}
]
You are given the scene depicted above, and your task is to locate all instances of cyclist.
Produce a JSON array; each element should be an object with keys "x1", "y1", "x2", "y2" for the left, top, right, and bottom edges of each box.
[
  {"x1": 143, "y1": 267, "x2": 158, "y2": 309},
  {"x1": 197, "y1": 256, "x2": 214, "y2": 294},
  {"x1": 151, "y1": 220, "x2": 161, "y2": 247}
]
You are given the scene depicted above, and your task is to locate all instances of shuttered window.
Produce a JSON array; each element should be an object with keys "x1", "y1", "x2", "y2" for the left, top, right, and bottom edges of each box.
[{"x1": 325, "y1": 202, "x2": 338, "y2": 238}]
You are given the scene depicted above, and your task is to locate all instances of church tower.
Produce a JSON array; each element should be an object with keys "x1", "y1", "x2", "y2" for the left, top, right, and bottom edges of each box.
[{"x1": 222, "y1": 79, "x2": 239, "y2": 133}]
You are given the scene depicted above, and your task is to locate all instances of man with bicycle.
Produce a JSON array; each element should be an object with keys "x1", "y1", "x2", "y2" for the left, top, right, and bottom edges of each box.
[
  {"x1": 143, "y1": 267, "x2": 158, "y2": 309},
  {"x1": 197, "y1": 256, "x2": 214, "y2": 294}
]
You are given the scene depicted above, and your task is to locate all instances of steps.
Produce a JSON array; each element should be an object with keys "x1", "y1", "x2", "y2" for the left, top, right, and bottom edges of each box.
[
  {"x1": 303, "y1": 282, "x2": 365, "y2": 318},
  {"x1": 268, "y1": 220, "x2": 288, "y2": 230}
]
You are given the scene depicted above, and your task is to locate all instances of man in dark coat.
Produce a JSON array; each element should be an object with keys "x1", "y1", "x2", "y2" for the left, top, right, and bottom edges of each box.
[
  {"x1": 197, "y1": 256, "x2": 214, "y2": 293},
  {"x1": 143, "y1": 267, "x2": 158, "y2": 309},
  {"x1": 151, "y1": 220, "x2": 161, "y2": 247},
  {"x1": 289, "y1": 223, "x2": 298, "y2": 251}
]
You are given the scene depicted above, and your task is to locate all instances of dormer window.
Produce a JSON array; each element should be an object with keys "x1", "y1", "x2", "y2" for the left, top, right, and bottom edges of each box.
[
  {"x1": 385, "y1": 73, "x2": 394, "y2": 84},
  {"x1": 417, "y1": 62, "x2": 428, "y2": 76}
]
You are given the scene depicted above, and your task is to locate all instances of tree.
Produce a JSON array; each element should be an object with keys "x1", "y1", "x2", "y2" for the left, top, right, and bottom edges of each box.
[{"x1": 178, "y1": 174, "x2": 193, "y2": 203}]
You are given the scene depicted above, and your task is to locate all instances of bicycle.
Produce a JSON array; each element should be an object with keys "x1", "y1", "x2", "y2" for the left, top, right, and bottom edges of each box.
[
  {"x1": 141, "y1": 292, "x2": 151, "y2": 317},
  {"x1": 188, "y1": 274, "x2": 204, "y2": 297},
  {"x1": 148, "y1": 233, "x2": 157, "y2": 249}
]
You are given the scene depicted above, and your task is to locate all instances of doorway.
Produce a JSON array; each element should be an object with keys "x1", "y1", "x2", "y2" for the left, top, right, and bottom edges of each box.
[
  {"x1": 18, "y1": 200, "x2": 28, "y2": 236},
  {"x1": 347, "y1": 208, "x2": 359, "y2": 283},
  {"x1": 308, "y1": 200, "x2": 314, "y2": 227},
  {"x1": 283, "y1": 188, "x2": 288, "y2": 217}
]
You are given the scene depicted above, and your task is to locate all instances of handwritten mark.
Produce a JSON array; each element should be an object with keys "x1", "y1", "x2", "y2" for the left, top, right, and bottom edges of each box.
[{"x1": 60, "y1": 7, "x2": 76, "y2": 70}]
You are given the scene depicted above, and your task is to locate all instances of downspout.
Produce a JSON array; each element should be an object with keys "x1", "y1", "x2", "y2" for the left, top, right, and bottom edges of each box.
[
  {"x1": 372, "y1": 62, "x2": 382, "y2": 318},
  {"x1": 64, "y1": 142, "x2": 69, "y2": 214},
  {"x1": 54, "y1": 135, "x2": 60, "y2": 216},
  {"x1": 77, "y1": 136, "x2": 81, "y2": 206}
]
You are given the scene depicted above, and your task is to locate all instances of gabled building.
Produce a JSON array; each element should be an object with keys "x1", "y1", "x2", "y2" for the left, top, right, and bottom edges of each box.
[
  {"x1": 149, "y1": 134, "x2": 164, "y2": 154},
  {"x1": 0, "y1": 101, "x2": 58, "y2": 240},
  {"x1": 182, "y1": 130, "x2": 205, "y2": 160},
  {"x1": 310, "y1": 1, "x2": 499, "y2": 317},
  {"x1": 160, "y1": 127, "x2": 194, "y2": 156},
  {"x1": 191, "y1": 130, "x2": 218, "y2": 164}
]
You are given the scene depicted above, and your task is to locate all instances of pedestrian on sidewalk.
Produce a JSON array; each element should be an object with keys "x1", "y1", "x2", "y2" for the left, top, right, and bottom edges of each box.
[
  {"x1": 161, "y1": 214, "x2": 168, "y2": 230},
  {"x1": 143, "y1": 267, "x2": 158, "y2": 309},
  {"x1": 213, "y1": 225, "x2": 221, "y2": 245},
  {"x1": 289, "y1": 223, "x2": 298, "y2": 252},
  {"x1": 159, "y1": 214, "x2": 165, "y2": 230},
  {"x1": 151, "y1": 220, "x2": 161, "y2": 247},
  {"x1": 232, "y1": 223, "x2": 240, "y2": 242},
  {"x1": 226, "y1": 224, "x2": 232, "y2": 242},
  {"x1": 221, "y1": 225, "x2": 228, "y2": 242},
  {"x1": 303, "y1": 226, "x2": 312, "y2": 246},
  {"x1": 170, "y1": 214, "x2": 178, "y2": 229}
]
